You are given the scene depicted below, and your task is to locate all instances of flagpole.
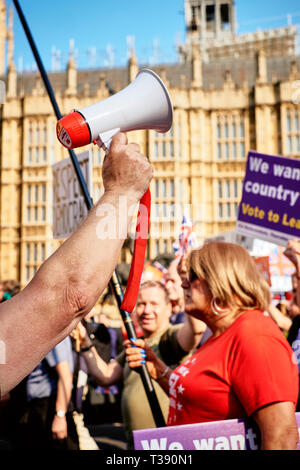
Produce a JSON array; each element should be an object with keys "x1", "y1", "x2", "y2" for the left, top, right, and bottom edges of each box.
[{"x1": 12, "y1": 0, "x2": 166, "y2": 428}]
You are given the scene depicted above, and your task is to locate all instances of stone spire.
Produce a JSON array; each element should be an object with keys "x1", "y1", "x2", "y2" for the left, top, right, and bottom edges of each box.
[
  {"x1": 256, "y1": 48, "x2": 267, "y2": 84},
  {"x1": 96, "y1": 72, "x2": 108, "y2": 100},
  {"x1": 191, "y1": 43, "x2": 202, "y2": 88},
  {"x1": 128, "y1": 44, "x2": 138, "y2": 83},
  {"x1": 66, "y1": 39, "x2": 77, "y2": 96},
  {"x1": 7, "y1": 6, "x2": 17, "y2": 98},
  {"x1": 289, "y1": 59, "x2": 299, "y2": 81},
  {"x1": 0, "y1": 0, "x2": 7, "y2": 76},
  {"x1": 7, "y1": 6, "x2": 14, "y2": 66}
]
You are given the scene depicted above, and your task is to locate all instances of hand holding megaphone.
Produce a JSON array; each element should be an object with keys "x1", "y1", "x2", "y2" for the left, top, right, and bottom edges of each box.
[
  {"x1": 56, "y1": 69, "x2": 173, "y2": 151},
  {"x1": 103, "y1": 133, "x2": 153, "y2": 203},
  {"x1": 56, "y1": 69, "x2": 172, "y2": 317}
]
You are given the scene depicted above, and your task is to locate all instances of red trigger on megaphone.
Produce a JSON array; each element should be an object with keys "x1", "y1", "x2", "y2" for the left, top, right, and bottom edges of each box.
[{"x1": 56, "y1": 68, "x2": 173, "y2": 150}]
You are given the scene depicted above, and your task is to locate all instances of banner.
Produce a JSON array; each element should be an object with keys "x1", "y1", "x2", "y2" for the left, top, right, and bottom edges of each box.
[
  {"x1": 52, "y1": 151, "x2": 93, "y2": 239},
  {"x1": 133, "y1": 413, "x2": 300, "y2": 450},
  {"x1": 236, "y1": 151, "x2": 300, "y2": 246}
]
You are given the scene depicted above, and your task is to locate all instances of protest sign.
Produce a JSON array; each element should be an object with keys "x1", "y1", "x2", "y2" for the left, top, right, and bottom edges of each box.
[
  {"x1": 133, "y1": 413, "x2": 300, "y2": 450},
  {"x1": 52, "y1": 151, "x2": 93, "y2": 239},
  {"x1": 236, "y1": 151, "x2": 300, "y2": 246}
]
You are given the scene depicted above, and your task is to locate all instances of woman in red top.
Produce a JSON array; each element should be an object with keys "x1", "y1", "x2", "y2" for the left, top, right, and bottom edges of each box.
[{"x1": 125, "y1": 242, "x2": 299, "y2": 450}]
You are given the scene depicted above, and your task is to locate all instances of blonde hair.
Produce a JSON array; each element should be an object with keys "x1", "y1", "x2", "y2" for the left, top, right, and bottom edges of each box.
[
  {"x1": 187, "y1": 242, "x2": 270, "y2": 312},
  {"x1": 139, "y1": 281, "x2": 170, "y2": 305}
]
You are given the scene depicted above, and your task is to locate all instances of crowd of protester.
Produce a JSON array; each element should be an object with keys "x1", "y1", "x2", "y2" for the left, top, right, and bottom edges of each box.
[
  {"x1": 0, "y1": 238, "x2": 300, "y2": 450},
  {"x1": 0, "y1": 135, "x2": 299, "y2": 450}
]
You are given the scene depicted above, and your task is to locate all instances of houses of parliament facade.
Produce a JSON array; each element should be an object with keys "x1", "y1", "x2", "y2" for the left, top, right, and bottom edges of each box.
[{"x1": 0, "y1": 0, "x2": 300, "y2": 288}]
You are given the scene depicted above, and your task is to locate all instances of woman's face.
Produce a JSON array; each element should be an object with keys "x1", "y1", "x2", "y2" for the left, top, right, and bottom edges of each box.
[{"x1": 181, "y1": 273, "x2": 212, "y2": 320}]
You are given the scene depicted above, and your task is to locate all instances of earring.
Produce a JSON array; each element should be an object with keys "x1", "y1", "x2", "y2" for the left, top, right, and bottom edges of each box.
[{"x1": 211, "y1": 298, "x2": 227, "y2": 317}]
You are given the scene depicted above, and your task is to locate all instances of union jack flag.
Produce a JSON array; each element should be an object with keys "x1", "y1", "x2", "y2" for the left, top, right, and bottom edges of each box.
[{"x1": 173, "y1": 214, "x2": 198, "y2": 258}]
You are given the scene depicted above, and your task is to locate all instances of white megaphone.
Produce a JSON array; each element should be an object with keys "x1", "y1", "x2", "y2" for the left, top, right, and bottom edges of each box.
[{"x1": 56, "y1": 68, "x2": 173, "y2": 151}]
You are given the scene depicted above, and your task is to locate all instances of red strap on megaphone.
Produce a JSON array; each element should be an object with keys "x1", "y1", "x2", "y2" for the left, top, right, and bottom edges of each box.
[{"x1": 121, "y1": 188, "x2": 151, "y2": 313}]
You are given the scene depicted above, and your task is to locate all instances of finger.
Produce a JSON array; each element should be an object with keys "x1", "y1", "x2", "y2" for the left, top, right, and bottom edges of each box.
[
  {"x1": 126, "y1": 346, "x2": 146, "y2": 357},
  {"x1": 127, "y1": 358, "x2": 146, "y2": 369},
  {"x1": 126, "y1": 352, "x2": 146, "y2": 363},
  {"x1": 129, "y1": 338, "x2": 145, "y2": 349},
  {"x1": 127, "y1": 142, "x2": 141, "y2": 153},
  {"x1": 110, "y1": 132, "x2": 128, "y2": 150}
]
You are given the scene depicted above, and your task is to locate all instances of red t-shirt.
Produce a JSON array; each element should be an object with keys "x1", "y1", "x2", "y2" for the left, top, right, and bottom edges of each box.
[{"x1": 167, "y1": 310, "x2": 299, "y2": 427}]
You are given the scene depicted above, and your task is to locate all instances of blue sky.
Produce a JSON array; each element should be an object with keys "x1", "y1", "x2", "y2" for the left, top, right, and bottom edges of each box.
[{"x1": 5, "y1": 0, "x2": 300, "y2": 72}]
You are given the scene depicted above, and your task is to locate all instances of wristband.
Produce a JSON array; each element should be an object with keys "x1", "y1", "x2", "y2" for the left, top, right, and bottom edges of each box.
[
  {"x1": 81, "y1": 344, "x2": 94, "y2": 352},
  {"x1": 158, "y1": 366, "x2": 170, "y2": 380}
]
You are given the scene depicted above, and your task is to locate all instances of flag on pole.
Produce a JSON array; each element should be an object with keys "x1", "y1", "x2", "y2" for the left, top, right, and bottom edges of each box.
[{"x1": 173, "y1": 214, "x2": 198, "y2": 258}]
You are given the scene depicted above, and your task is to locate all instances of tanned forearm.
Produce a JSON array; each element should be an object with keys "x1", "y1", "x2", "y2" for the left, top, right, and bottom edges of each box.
[
  {"x1": 81, "y1": 347, "x2": 123, "y2": 387},
  {"x1": 0, "y1": 133, "x2": 152, "y2": 396},
  {"x1": 176, "y1": 315, "x2": 206, "y2": 352}
]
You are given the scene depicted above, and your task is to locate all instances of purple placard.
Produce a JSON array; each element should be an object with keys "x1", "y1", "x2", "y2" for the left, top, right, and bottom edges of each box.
[
  {"x1": 133, "y1": 413, "x2": 300, "y2": 450},
  {"x1": 236, "y1": 151, "x2": 300, "y2": 246}
]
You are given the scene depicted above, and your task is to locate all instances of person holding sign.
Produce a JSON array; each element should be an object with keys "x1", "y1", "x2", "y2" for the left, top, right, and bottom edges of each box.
[
  {"x1": 72, "y1": 280, "x2": 205, "y2": 449},
  {"x1": 125, "y1": 242, "x2": 299, "y2": 450},
  {"x1": 0, "y1": 133, "x2": 153, "y2": 398}
]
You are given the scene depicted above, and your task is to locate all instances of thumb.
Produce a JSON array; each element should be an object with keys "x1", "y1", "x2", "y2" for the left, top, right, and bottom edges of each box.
[{"x1": 110, "y1": 132, "x2": 128, "y2": 150}]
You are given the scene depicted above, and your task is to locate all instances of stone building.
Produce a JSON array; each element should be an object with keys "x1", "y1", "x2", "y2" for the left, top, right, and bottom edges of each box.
[
  {"x1": 178, "y1": 0, "x2": 298, "y2": 62},
  {"x1": 0, "y1": 0, "x2": 300, "y2": 287}
]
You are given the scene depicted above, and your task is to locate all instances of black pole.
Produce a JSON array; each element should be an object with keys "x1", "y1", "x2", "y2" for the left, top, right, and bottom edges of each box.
[{"x1": 13, "y1": 0, "x2": 165, "y2": 428}]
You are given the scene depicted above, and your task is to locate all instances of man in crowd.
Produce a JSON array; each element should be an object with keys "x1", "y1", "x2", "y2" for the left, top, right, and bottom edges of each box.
[
  {"x1": 0, "y1": 133, "x2": 153, "y2": 398},
  {"x1": 164, "y1": 259, "x2": 186, "y2": 324},
  {"x1": 5, "y1": 337, "x2": 76, "y2": 449},
  {"x1": 74, "y1": 280, "x2": 206, "y2": 448}
]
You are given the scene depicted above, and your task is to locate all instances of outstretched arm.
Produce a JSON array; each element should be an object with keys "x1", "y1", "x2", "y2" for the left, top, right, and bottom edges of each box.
[
  {"x1": 72, "y1": 322, "x2": 123, "y2": 387},
  {"x1": 267, "y1": 304, "x2": 292, "y2": 333},
  {"x1": 51, "y1": 361, "x2": 73, "y2": 441},
  {"x1": 0, "y1": 133, "x2": 152, "y2": 396},
  {"x1": 124, "y1": 339, "x2": 171, "y2": 395}
]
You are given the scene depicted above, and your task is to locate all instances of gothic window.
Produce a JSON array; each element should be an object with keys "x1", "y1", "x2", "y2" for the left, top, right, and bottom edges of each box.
[
  {"x1": 220, "y1": 4, "x2": 230, "y2": 31},
  {"x1": 218, "y1": 203, "x2": 223, "y2": 219},
  {"x1": 217, "y1": 143, "x2": 222, "y2": 160},
  {"x1": 42, "y1": 147, "x2": 47, "y2": 163},
  {"x1": 27, "y1": 120, "x2": 48, "y2": 165},
  {"x1": 217, "y1": 179, "x2": 241, "y2": 221},
  {"x1": 216, "y1": 115, "x2": 246, "y2": 160},
  {"x1": 152, "y1": 178, "x2": 176, "y2": 221},
  {"x1": 206, "y1": 5, "x2": 215, "y2": 32},
  {"x1": 162, "y1": 180, "x2": 167, "y2": 198},
  {"x1": 218, "y1": 181, "x2": 223, "y2": 198},
  {"x1": 232, "y1": 123, "x2": 236, "y2": 138},
  {"x1": 285, "y1": 110, "x2": 300, "y2": 155},
  {"x1": 170, "y1": 180, "x2": 175, "y2": 198},
  {"x1": 151, "y1": 127, "x2": 175, "y2": 160},
  {"x1": 240, "y1": 142, "x2": 245, "y2": 159},
  {"x1": 25, "y1": 183, "x2": 47, "y2": 224},
  {"x1": 24, "y1": 242, "x2": 47, "y2": 281},
  {"x1": 232, "y1": 142, "x2": 237, "y2": 159}
]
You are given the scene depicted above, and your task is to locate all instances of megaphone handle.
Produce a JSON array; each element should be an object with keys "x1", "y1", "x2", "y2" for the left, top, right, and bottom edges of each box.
[
  {"x1": 121, "y1": 188, "x2": 151, "y2": 313},
  {"x1": 95, "y1": 128, "x2": 121, "y2": 152}
]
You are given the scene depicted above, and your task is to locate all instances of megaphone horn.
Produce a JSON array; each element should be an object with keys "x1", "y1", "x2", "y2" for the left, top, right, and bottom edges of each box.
[{"x1": 56, "y1": 68, "x2": 173, "y2": 150}]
